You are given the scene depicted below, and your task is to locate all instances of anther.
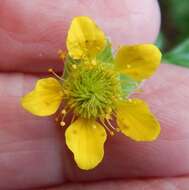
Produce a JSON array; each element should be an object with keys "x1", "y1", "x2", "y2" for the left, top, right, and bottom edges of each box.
[
  {"x1": 58, "y1": 49, "x2": 66, "y2": 61},
  {"x1": 91, "y1": 59, "x2": 96, "y2": 66},
  {"x1": 116, "y1": 127, "x2": 120, "y2": 132},
  {"x1": 48, "y1": 68, "x2": 63, "y2": 81},
  {"x1": 61, "y1": 109, "x2": 67, "y2": 115},
  {"x1": 63, "y1": 89, "x2": 69, "y2": 95},
  {"x1": 110, "y1": 131, "x2": 115, "y2": 136},
  {"x1": 60, "y1": 121, "x2": 66, "y2": 127},
  {"x1": 55, "y1": 111, "x2": 62, "y2": 122},
  {"x1": 106, "y1": 107, "x2": 112, "y2": 114},
  {"x1": 48, "y1": 68, "x2": 53, "y2": 73},
  {"x1": 59, "y1": 91, "x2": 64, "y2": 97},
  {"x1": 96, "y1": 47, "x2": 102, "y2": 50},
  {"x1": 105, "y1": 114, "x2": 111, "y2": 120},
  {"x1": 72, "y1": 64, "x2": 77, "y2": 69},
  {"x1": 112, "y1": 96, "x2": 116, "y2": 100}
]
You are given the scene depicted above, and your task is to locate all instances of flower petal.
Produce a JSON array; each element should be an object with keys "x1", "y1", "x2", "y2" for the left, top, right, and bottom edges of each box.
[
  {"x1": 115, "y1": 44, "x2": 162, "y2": 81},
  {"x1": 21, "y1": 77, "x2": 63, "y2": 116},
  {"x1": 65, "y1": 118, "x2": 107, "y2": 170},
  {"x1": 66, "y1": 16, "x2": 105, "y2": 59},
  {"x1": 116, "y1": 99, "x2": 160, "y2": 141}
]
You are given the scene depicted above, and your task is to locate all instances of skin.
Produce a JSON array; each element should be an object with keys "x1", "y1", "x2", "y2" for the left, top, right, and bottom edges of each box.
[{"x1": 0, "y1": 0, "x2": 189, "y2": 189}]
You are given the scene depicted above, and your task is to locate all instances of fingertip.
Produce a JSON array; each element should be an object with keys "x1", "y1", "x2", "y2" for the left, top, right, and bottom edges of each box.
[{"x1": 0, "y1": 0, "x2": 161, "y2": 72}]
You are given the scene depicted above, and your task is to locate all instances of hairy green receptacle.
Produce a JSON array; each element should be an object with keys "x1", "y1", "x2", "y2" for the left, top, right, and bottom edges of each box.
[{"x1": 63, "y1": 62, "x2": 121, "y2": 119}]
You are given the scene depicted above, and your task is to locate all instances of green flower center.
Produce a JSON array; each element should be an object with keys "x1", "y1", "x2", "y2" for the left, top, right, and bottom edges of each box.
[{"x1": 63, "y1": 63, "x2": 121, "y2": 119}]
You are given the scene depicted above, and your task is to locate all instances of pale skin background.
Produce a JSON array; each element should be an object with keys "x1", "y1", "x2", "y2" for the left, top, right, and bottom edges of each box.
[{"x1": 0, "y1": 0, "x2": 189, "y2": 189}]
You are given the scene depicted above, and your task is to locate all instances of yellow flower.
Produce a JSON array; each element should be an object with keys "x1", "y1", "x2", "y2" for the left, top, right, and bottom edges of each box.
[{"x1": 21, "y1": 16, "x2": 161, "y2": 170}]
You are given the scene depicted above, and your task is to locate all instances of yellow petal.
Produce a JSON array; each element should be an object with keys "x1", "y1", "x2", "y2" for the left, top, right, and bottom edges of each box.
[
  {"x1": 115, "y1": 44, "x2": 162, "y2": 81},
  {"x1": 21, "y1": 77, "x2": 63, "y2": 116},
  {"x1": 116, "y1": 99, "x2": 160, "y2": 141},
  {"x1": 65, "y1": 118, "x2": 107, "y2": 170},
  {"x1": 66, "y1": 16, "x2": 105, "y2": 59}
]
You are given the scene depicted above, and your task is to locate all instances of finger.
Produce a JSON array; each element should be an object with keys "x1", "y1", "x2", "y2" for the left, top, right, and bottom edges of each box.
[
  {"x1": 44, "y1": 177, "x2": 189, "y2": 190},
  {"x1": 0, "y1": 73, "x2": 66, "y2": 189},
  {"x1": 0, "y1": 64, "x2": 189, "y2": 190},
  {"x1": 0, "y1": 0, "x2": 160, "y2": 73},
  {"x1": 64, "y1": 64, "x2": 189, "y2": 181}
]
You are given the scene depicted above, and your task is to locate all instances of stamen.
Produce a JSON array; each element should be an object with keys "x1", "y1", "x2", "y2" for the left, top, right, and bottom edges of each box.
[
  {"x1": 72, "y1": 64, "x2": 77, "y2": 69},
  {"x1": 61, "y1": 109, "x2": 67, "y2": 115},
  {"x1": 71, "y1": 114, "x2": 76, "y2": 123},
  {"x1": 55, "y1": 104, "x2": 69, "y2": 127},
  {"x1": 48, "y1": 68, "x2": 64, "y2": 81},
  {"x1": 59, "y1": 113, "x2": 66, "y2": 127},
  {"x1": 60, "y1": 113, "x2": 67, "y2": 123},
  {"x1": 116, "y1": 127, "x2": 120, "y2": 132},
  {"x1": 60, "y1": 121, "x2": 66, "y2": 127},
  {"x1": 58, "y1": 49, "x2": 66, "y2": 61},
  {"x1": 55, "y1": 109, "x2": 63, "y2": 122},
  {"x1": 110, "y1": 131, "x2": 114, "y2": 136},
  {"x1": 100, "y1": 119, "x2": 114, "y2": 136},
  {"x1": 91, "y1": 59, "x2": 96, "y2": 66},
  {"x1": 106, "y1": 119, "x2": 116, "y2": 130},
  {"x1": 58, "y1": 106, "x2": 73, "y2": 127},
  {"x1": 128, "y1": 99, "x2": 132, "y2": 102},
  {"x1": 105, "y1": 114, "x2": 111, "y2": 120}
]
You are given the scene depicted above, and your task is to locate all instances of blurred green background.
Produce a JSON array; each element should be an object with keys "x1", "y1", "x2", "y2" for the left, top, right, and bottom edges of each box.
[{"x1": 157, "y1": 0, "x2": 189, "y2": 67}]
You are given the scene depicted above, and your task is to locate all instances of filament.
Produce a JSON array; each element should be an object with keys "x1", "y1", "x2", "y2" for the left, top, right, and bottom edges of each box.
[
  {"x1": 100, "y1": 119, "x2": 114, "y2": 136},
  {"x1": 48, "y1": 68, "x2": 64, "y2": 81}
]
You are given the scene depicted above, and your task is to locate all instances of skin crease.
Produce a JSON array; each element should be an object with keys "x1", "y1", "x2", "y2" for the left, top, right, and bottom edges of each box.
[{"x1": 0, "y1": 0, "x2": 189, "y2": 190}]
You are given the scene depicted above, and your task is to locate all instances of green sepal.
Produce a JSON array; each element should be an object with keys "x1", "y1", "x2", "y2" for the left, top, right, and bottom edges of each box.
[
  {"x1": 155, "y1": 32, "x2": 166, "y2": 51},
  {"x1": 96, "y1": 39, "x2": 114, "y2": 65},
  {"x1": 119, "y1": 74, "x2": 139, "y2": 98},
  {"x1": 163, "y1": 39, "x2": 189, "y2": 68}
]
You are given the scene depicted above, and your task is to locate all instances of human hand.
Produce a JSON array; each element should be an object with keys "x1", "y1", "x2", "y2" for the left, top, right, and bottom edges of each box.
[{"x1": 0, "y1": 0, "x2": 189, "y2": 189}]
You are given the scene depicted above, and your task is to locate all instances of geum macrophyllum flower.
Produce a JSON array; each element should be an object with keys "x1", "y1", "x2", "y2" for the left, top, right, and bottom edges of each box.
[{"x1": 21, "y1": 16, "x2": 162, "y2": 170}]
